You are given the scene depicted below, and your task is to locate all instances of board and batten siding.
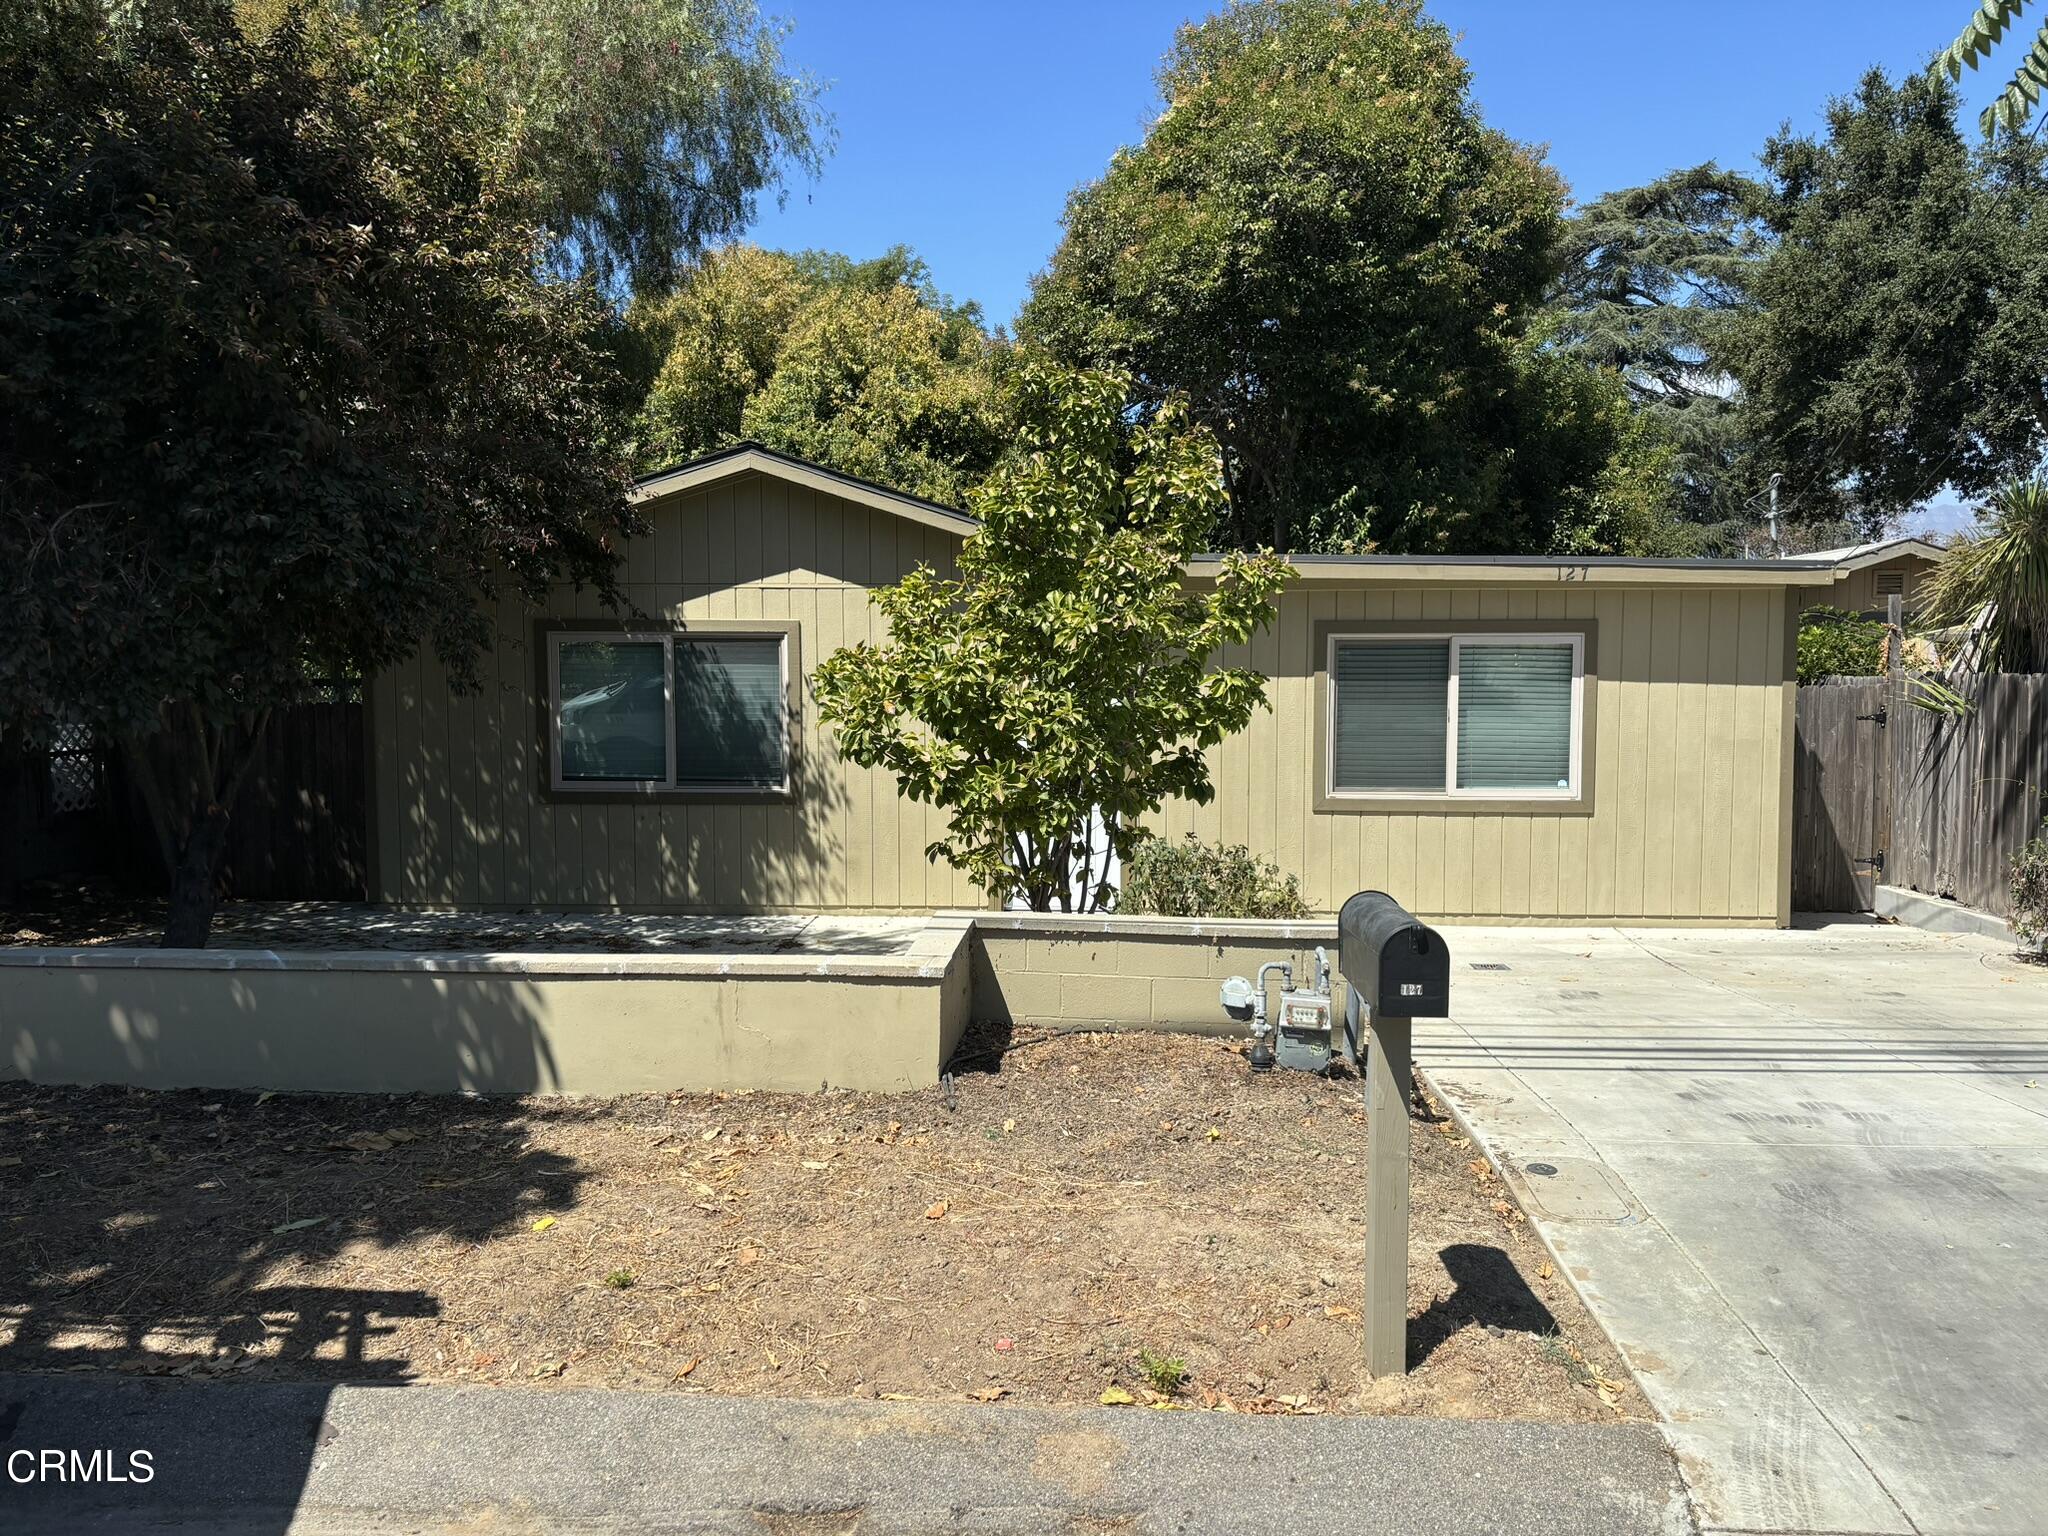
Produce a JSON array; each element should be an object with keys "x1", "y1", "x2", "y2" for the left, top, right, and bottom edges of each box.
[
  {"x1": 1152, "y1": 581, "x2": 1798, "y2": 925},
  {"x1": 1792, "y1": 553, "x2": 1937, "y2": 620},
  {"x1": 367, "y1": 473, "x2": 982, "y2": 912}
]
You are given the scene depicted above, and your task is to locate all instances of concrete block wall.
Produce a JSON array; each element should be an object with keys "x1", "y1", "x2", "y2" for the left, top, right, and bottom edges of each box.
[
  {"x1": 1, "y1": 918, "x2": 976, "y2": 1098},
  {"x1": 956, "y1": 912, "x2": 1351, "y2": 1035}
]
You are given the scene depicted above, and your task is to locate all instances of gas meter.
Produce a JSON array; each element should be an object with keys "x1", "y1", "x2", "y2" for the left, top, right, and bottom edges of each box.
[
  {"x1": 1218, "y1": 947, "x2": 1335, "y2": 1074},
  {"x1": 1273, "y1": 985, "x2": 1335, "y2": 1073}
]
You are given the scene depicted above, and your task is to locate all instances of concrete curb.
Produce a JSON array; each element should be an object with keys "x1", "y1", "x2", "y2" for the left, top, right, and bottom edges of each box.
[{"x1": 1873, "y1": 884, "x2": 2021, "y2": 947}]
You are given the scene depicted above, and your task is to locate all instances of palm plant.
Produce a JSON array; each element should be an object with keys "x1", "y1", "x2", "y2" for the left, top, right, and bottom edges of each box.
[{"x1": 1920, "y1": 475, "x2": 2048, "y2": 671}]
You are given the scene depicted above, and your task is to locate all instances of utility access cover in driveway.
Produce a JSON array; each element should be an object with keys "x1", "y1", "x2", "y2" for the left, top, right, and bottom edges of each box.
[{"x1": 1414, "y1": 920, "x2": 2048, "y2": 1536}]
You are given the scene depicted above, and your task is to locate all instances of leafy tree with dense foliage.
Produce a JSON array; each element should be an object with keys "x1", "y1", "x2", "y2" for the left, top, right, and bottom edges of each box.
[
  {"x1": 1921, "y1": 475, "x2": 2048, "y2": 671},
  {"x1": 629, "y1": 244, "x2": 1010, "y2": 505},
  {"x1": 1796, "y1": 608, "x2": 1890, "y2": 685},
  {"x1": 0, "y1": 0, "x2": 634, "y2": 945},
  {"x1": 1733, "y1": 70, "x2": 2048, "y2": 531},
  {"x1": 1019, "y1": 0, "x2": 1668, "y2": 556},
  {"x1": 1940, "y1": 0, "x2": 2048, "y2": 134},
  {"x1": 315, "y1": 0, "x2": 827, "y2": 295},
  {"x1": 1549, "y1": 165, "x2": 1771, "y2": 534},
  {"x1": 812, "y1": 362, "x2": 1292, "y2": 912}
]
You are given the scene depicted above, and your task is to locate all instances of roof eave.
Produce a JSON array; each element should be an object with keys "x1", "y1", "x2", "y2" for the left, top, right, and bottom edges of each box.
[
  {"x1": 1183, "y1": 555, "x2": 1835, "y2": 588},
  {"x1": 632, "y1": 444, "x2": 979, "y2": 539}
]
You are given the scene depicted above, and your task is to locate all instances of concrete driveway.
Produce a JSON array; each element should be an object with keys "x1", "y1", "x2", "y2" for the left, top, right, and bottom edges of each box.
[{"x1": 1414, "y1": 918, "x2": 2048, "y2": 1536}]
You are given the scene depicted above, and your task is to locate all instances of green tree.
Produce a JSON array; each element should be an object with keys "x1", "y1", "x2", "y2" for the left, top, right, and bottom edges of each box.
[
  {"x1": 1940, "y1": 0, "x2": 2048, "y2": 134},
  {"x1": 0, "y1": 0, "x2": 633, "y2": 945},
  {"x1": 1796, "y1": 608, "x2": 1890, "y2": 685},
  {"x1": 1921, "y1": 476, "x2": 2048, "y2": 671},
  {"x1": 811, "y1": 361, "x2": 1292, "y2": 912},
  {"x1": 1019, "y1": 0, "x2": 1650, "y2": 556},
  {"x1": 1549, "y1": 165, "x2": 1771, "y2": 533},
  {"x1": 1733, "y1": 70, "x2": 2048, "y2": 531},
  {"x1": 630, "y1": 244, "x2": 1010, "y2": 505},
  {"x1": 331, "y1": 0, "x2": 828, "y2": 296}
]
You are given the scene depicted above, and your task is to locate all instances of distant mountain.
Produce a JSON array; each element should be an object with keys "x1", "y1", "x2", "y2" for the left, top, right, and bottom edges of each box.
[{"x1": 1900, "y1": 499, "x2": 1974, "y2": 543}]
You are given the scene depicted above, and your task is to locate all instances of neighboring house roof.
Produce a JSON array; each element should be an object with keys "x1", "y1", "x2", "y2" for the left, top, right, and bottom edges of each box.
[
  {"x1": 632, "y1": 442, "x2": 981, "y2": 540},
  {"x1": 1792, "y1": 536, "x2": 1947, "y2": 570}
]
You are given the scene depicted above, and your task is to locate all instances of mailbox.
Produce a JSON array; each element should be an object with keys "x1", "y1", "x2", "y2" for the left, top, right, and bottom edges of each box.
[{"x1": 1339, "y1": 890, "x2": 1449, "y2": 1020}]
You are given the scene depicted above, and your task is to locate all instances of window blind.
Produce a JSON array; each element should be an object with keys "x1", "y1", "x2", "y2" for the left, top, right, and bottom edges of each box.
[
  {"x1": 556, "y1": 641, "x2": 667, "y2": 781},
  {"x1": 676, "y1": 638, "x2": 786, "y2": 787},
  {"x1": 1332, "y1": 641, "x2": 1450, "y2": 791},
  {"x1": 1456, "y1": 643, "x2": 1573, "y2": 790}
]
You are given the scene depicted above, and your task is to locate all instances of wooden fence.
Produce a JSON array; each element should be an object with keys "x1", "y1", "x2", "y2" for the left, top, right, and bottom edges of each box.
[
  {"x1": 1792, "y1": 679, "x2": 1888, "y2": 914},
  {"x1": 4, "y1": 703, "x2": 366, "y2": 904},
  {"x1": 1887, "y1": 674, "x2": 2046, "y2": 917},
  {"x1": 205, "y1": 703, "x2": 367, "y2": 900},
  {"x1": 1793, "y1": 674, "x2": 2046, "y2": 917}
]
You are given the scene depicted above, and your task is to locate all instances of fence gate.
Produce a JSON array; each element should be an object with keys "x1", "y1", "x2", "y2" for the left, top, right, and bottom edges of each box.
[{"x1": 1791, "y1": 678, "x2": 1891, "y2": 912}]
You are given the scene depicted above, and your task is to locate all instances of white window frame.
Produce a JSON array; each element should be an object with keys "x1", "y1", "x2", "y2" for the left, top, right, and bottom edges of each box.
[
  {"x1": 546, "y1": 629, "x2": 791, "y2": 796},
  {"x1": 1324, "y1": 631, "x2": 1585, "y2": 802}
]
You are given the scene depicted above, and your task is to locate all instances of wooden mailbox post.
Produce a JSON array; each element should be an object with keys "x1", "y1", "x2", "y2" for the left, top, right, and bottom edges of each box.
[{"x1": 1339, "y1": 891, "x2": 1451, "y2": 1378}]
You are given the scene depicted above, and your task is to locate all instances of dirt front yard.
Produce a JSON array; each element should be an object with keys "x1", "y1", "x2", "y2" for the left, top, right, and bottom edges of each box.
[{"x1": 0, "y1": 1027, "x2": 1641, "y2": 1422}]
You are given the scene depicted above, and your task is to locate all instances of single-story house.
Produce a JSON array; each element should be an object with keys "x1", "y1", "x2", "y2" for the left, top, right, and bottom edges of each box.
[
  {"x1": 1790, "y1": 536, "x2": 1946, "y2": 619},
  {"x1": 365, "y1": 445, "x2": 1877, "y2": 928}
]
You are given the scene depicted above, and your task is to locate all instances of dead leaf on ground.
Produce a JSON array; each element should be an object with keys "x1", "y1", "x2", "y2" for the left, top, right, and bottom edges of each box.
[
  {"x1": 924, "y1": 1200, "x2": 948, "y2": 1221},
  {"x1": 967, "y1": 1385, "x2": 1006, "y2": 1402},
  {"x1": 1099, "y1": 1386, "x2": 1135, "y2": 1406}
]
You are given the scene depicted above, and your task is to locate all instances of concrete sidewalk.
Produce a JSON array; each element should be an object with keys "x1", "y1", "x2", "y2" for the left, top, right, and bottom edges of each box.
[
  {"x1": 1415, "y1": 919, "x2": 2048, "y2": 1536},
  {"x1": 0, "y1": 1372, "x2": 1694, "y2": 1535}
]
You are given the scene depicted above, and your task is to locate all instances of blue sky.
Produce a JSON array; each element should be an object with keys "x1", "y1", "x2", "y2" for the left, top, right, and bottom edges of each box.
[
  {"x1": 746, "y1": 1, "x2": 2007, "y2": 328},
  {"x1": 741, "y1": 2, "x2": 2003, "y2": 532}
]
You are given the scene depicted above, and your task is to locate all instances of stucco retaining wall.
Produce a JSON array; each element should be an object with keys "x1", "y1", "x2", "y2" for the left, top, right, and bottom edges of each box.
[
  {"x1": 0, "y1": 921, "x2": 972, "y2": 1097},
  {"x1": 1, "y1": 913, "x2": 1384, "y2": 1098},
  {"x1": 957, "y1": 911, "x2": 1350, "y2": 1035}
]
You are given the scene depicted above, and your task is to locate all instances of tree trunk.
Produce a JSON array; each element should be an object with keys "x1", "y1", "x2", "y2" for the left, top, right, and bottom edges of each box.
[
  {"x1": 163, "y1": 807, "x2": 231, "y2": 948},
  {"x1": 123, "y1": 705, "x2": 271, "y2": 950}
]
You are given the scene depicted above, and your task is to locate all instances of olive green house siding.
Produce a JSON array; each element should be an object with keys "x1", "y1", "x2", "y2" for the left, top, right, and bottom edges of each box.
[
  {"x1": 1153, "y1": 564, "x2": 1806, "y2": 926},
  {"x1": 367, "y1": 448, "x2": 1864, "y2": 925},
  {"x1": 367, "y1": 451, "x2": 983, "y2": 912}
]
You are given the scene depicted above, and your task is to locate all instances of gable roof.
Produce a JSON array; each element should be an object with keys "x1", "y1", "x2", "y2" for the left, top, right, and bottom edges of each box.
[
  {"x1": 1791, "y1": 535, "x2": 1947, "y2": 571},
  {"x1": 632, "y1": 442, "x2": 980, "y2": 539}
]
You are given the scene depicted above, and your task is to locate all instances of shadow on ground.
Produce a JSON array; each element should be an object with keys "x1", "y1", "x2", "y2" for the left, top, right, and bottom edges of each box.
[
  {"x1": 0, "y1": 1078, "x2": 584, "y2": 1533},
  {"x1": 1409, "y1": 1243, "x2": 1558, "y2": 1370}
]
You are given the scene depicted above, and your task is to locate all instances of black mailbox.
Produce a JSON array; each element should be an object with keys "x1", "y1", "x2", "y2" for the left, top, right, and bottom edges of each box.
[{"x1": 1339, "y1": 890, "x2": 1450, "y2": 1020}]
